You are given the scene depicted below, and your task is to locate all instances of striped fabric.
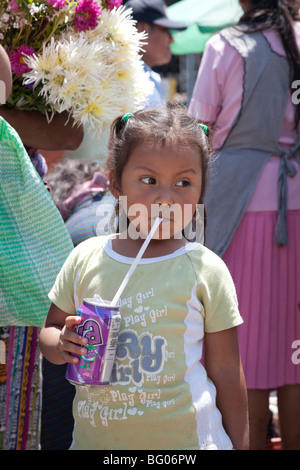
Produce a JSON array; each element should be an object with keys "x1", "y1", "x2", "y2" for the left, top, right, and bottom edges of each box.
[
  {"x1": 0, "y1": 326, "x2": 41, "y2": 450},
  {"x1": 65, "y1": 192, "x2": 117, "y2": 246},
  {"x1": 0, "y1": 116, "x2": 73, "y2": 327}
]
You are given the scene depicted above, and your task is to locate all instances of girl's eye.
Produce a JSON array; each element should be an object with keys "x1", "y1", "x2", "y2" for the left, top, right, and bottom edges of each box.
[
  {"x1": 141, "y1": 176, "x2": 156, "y2": 185},
  {"x1": 176, "y1": 180, "x2": 190, "y2": 187}
]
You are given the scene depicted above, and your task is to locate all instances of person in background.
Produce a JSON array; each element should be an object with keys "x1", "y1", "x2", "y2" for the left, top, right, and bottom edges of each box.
[
  {"x1": 46, "y1": 159, "x2": 116, "y2": 246},
  {"x1": 125, "y1": 0, "x2": 186, "y2": 108},
  {"x1": 62, "y1": 0, "x2": 186, "y2": 167},
  {"x1": 0, "y1": 45, "x2": 74, "y2": 450},
  {"x1": 0, "y1": 89, "x2": 83, "y2": 172},
  {"x1": 188, "y1": 0, "x2": 300, "y2": 450},
  {"x1": 0, "y1": 44, "x2": 12, "y2": 102},
  {"x1": 0, "y1": 38, "x2": 83, "y2": 172},
  {"x1": 0, "y1": 106, "x2": 83, "y2": 153}
]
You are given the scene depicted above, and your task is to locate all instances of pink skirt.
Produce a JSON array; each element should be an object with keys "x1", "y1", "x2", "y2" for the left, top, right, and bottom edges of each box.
[{"x1": 223, "y1": 210, "x2": 300, "y2": 390}]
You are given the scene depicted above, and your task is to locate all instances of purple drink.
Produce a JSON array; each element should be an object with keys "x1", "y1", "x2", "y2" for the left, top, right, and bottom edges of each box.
[{"x1": 65, "y1": 298, "x2": 121, "y2": 387}]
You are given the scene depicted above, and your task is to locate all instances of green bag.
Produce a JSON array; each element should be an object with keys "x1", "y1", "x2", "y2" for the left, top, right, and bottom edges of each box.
[{"x1": 0, "y1": 117, "x2": 73, "y2": 327}]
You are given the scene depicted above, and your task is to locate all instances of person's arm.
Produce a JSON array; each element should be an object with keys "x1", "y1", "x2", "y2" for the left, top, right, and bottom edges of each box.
[
  {"x1": 0, "y1": 107, "x2": 84, "y2": 150},
  {"x1": 205, "y1": 327, "x2": 249, "y2": 450},
  {"x1": 39, "y1": 302, "x2": 88, "y2": 365},
  {"x1": 0, "y1": 45, "x2": 12, "y2": 102},
  {"x1": 0, "y1": 44, "x2": 83, "y2": 151}
]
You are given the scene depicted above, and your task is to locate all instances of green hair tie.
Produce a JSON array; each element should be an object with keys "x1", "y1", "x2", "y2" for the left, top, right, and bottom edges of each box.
[
  {"x1": 198, "y1": 123, "x2": 208, "y2": 135},
  {"x1": 121, "y1": 113, "x2": 133, "y2": 123}
]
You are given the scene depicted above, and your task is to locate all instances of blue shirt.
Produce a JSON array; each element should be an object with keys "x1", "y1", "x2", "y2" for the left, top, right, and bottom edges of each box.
[{"x1": 143, "y1": 62, "x2": 165, "y2": 108}]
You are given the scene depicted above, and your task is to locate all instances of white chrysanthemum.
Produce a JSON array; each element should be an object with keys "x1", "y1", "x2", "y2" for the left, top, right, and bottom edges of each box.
[
  {"x1": 87, "y1": 6, "x2": 147, "y2": 51},
  {"x1": 23, "y1": 6, "x2": 153, "y2": 134}
]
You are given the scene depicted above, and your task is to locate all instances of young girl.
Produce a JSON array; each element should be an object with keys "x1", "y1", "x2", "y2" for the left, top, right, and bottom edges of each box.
[
  {"x1": 39, "y1": 107, "x2": 249, "y2": 450},
  {"x1": 189, "y1": 0, "x2": 300, "y2": 449}
]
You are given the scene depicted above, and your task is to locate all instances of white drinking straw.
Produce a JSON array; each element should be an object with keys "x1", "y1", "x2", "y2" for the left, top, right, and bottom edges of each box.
[{"x1": 111, "y1": 217, "x2": 162, "y2": 306}]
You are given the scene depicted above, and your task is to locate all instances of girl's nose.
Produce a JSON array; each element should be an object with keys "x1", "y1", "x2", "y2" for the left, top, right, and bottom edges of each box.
[{"x1": 154, "y1": 187, "x2": 174, "y2": 207}]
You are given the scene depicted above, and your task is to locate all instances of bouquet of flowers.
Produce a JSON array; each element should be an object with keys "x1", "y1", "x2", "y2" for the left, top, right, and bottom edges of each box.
[{"x1": 0, "y1": 0, "x2": 153, "y2": 133}]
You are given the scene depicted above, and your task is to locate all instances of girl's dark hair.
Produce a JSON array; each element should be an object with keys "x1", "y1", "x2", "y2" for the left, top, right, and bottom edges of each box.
[
  {"x1": 238, "y1": 0, "x2": 300, "y2": 125},
  {"x1": 107, "y1": 105, "x2": 210, "y2": 205}
]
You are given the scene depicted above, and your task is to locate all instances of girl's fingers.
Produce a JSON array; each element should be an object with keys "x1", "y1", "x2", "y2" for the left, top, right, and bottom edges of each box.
[
  {"x1": 59, "y1": 339, "x2": 88, "y2": 364},
  {"x1": 59, "y1": 316, "x2": 89, "y2": 362},
  {"x1": 65, "y1": 314, "x2": 82, "y2": 330},
  {"x1": 64, "y1": 316, "x2": 89, "y2": 346},
  {"x1": 61, "y1": 337, "x2": 88, "y2": 356}
]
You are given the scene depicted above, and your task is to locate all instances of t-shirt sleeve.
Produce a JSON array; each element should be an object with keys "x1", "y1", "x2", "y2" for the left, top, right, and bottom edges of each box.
[
  {"x1": 48, "y1": 243, "x2": 82, "y2": 314},
  {"x1": 197, "y1": 250, "x2": 243, "y2": 333},
  {"x1": 188, "y1": 37, "x2": 223, "y2": 122}
]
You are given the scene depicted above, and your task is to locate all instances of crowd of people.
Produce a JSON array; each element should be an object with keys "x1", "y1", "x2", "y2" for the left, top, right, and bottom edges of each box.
[{"x1": 0, "y1": 0, "x2": 299, "y2": 451}]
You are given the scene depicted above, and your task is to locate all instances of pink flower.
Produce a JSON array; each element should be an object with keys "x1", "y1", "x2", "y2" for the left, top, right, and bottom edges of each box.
[
  {"x1": 10, "y1": 45, "x2": 35, "y2": 76},
  {"x1": 106, "y1": 0, "x2": 123, "y2": 10},
  {"x1": 46, "y1": 0, "x2": 67, "y2": 7},
  {"x1": 74, "y1": 0, "x2": 101, "y2": 32},
  {"x1": 9, "y1": 0, "x2": 19, "y2": 12}
]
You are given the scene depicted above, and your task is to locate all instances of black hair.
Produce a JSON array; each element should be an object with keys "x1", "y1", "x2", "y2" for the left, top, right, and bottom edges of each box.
[
  {"x1": 238, "y1": 0, "x2": 300, "y2": 125},
  {"x1": 107, "y1": 104, "x2": 211, "y2": 205}
]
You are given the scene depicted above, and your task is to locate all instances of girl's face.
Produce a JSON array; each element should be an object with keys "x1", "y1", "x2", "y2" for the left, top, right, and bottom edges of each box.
[{"x1": 111, "y1": 141, "x2": 203, "y2": 242}]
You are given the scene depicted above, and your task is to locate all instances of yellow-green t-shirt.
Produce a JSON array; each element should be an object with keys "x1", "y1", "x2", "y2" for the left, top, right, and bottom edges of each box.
[{"x1": 49, "y1": 235, "x2": 243, "y2": 450}]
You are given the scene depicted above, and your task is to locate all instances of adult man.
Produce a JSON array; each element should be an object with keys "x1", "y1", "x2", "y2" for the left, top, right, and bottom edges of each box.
[{"x1": 125, "y1": 0, "x2": 186, "y2": 107}]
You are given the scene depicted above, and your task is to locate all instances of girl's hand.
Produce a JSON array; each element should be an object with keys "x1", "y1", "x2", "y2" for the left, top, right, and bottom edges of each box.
[
  {"x1": 58, "y1": 315, "x2": 89, "y2": 364},
  {"x1": 40, "y1": 303, "x2": 89, "y2": 365}
]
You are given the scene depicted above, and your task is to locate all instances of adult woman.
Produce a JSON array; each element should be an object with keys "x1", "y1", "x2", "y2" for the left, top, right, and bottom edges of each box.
[
  {"x1": 189, "y1": 0, "x2": 300, "y2": 449},
  {"x1": 0, "y1": 44, "x2": 76, "y2": 450}
]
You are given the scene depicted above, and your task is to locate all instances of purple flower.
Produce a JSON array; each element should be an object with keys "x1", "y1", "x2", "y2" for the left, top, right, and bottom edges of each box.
[
  {"x1": 46, "y1": 0, "x2": 67, "y2": 7},
  {"x1": 74, "y1": 0, "x2": 101, "y2": 32},
  {"x1": 10, "y1": 45, "x2": 35, "y2": 76},
  {"x1": 106, "y1": 0, "x2": 123, "y2": 10},
  {"x1": 9, "y1": 0, "x2": 19, "y2": 12}
]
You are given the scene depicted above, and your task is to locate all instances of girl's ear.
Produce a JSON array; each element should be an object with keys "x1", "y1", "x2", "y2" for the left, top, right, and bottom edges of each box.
[{"x1": 109, "y1": 170, "x2": 121, "y2": 199}]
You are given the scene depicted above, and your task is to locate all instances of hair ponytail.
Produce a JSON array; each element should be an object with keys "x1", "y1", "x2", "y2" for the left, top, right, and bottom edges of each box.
[{"x1": 238, "y1": 0, "x2": 300, "y2": 125}]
